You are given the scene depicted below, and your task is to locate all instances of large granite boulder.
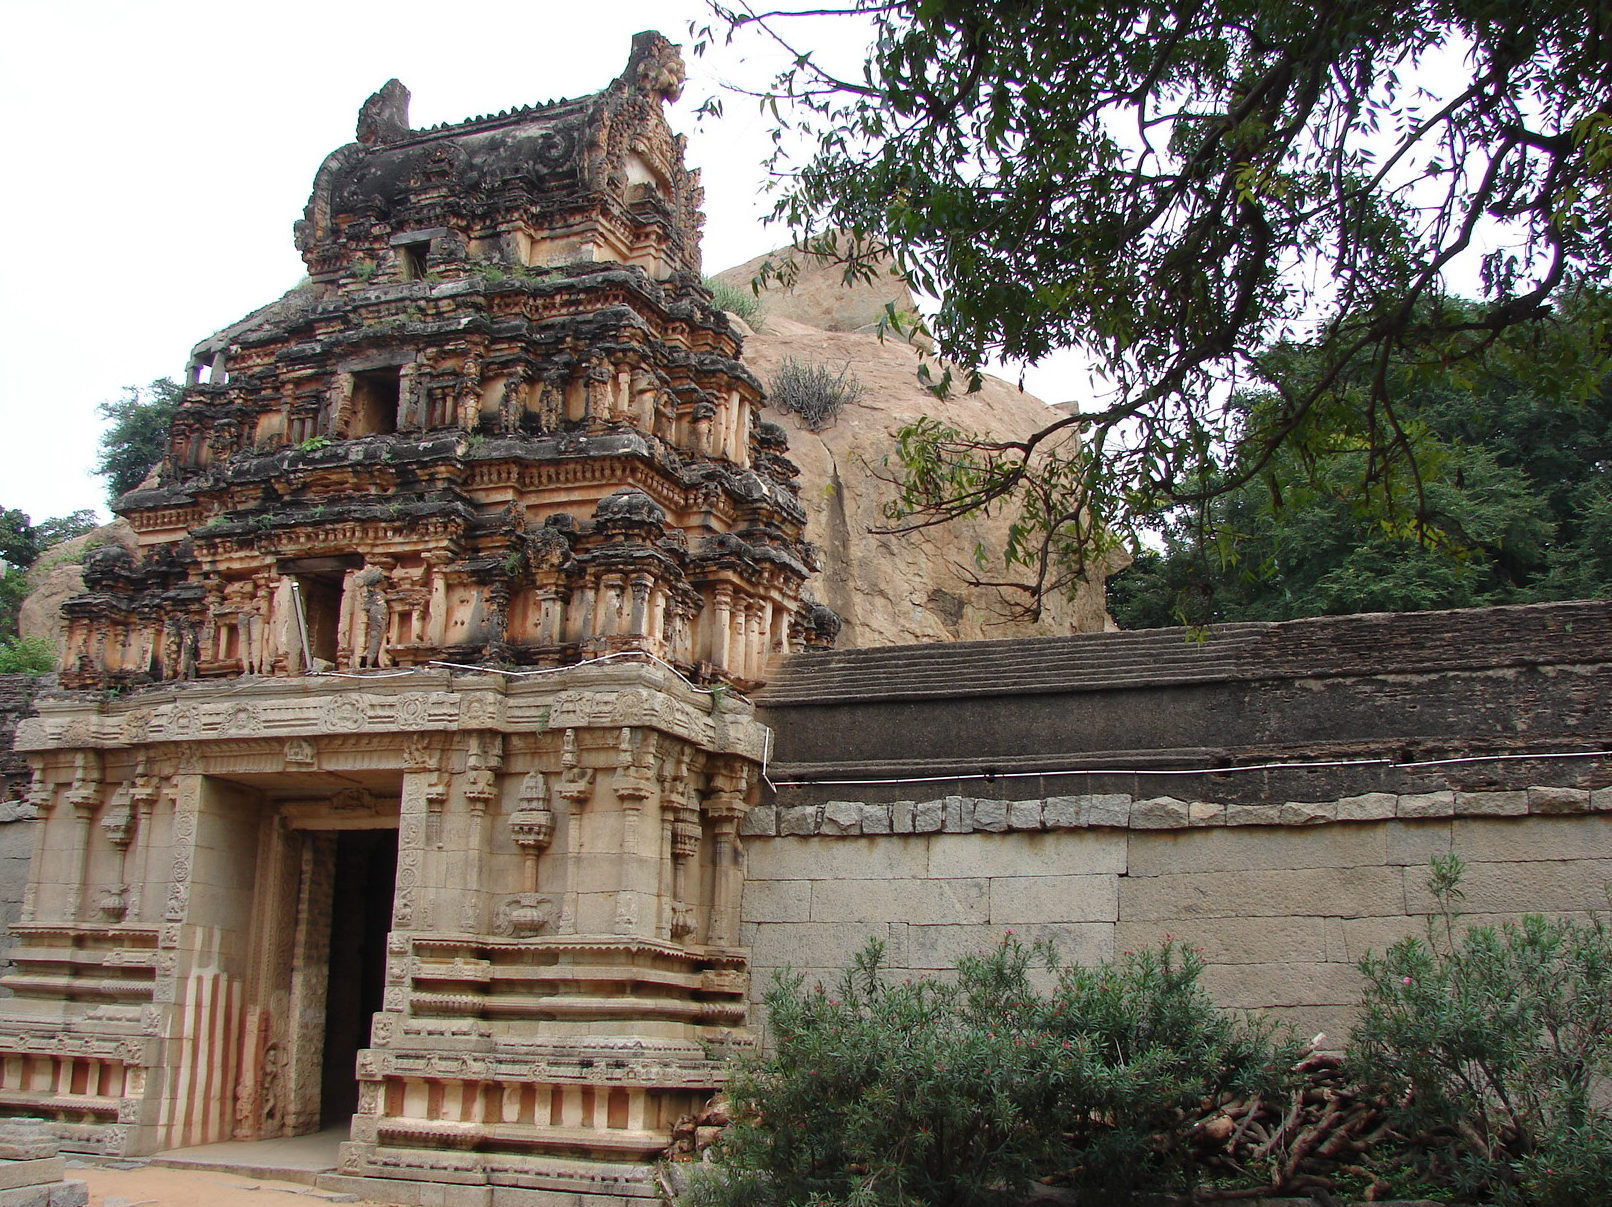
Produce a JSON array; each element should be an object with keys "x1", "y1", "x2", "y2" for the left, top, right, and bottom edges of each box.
[
  {"x1": 735, "y1": 310, "x2": 1116, "y2": 647},
  {"x1": 18, "y1": 520, "x2": 137, "y2": 650}
]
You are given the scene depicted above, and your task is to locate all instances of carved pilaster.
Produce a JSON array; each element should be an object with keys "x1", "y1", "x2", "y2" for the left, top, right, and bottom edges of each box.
[
  {"x1": 65, "y1": 751, "x2": 103, "y2": 923},
  {"x1": 611, "y1": 728, "x2": 656, "y2": 935},
  {"x1": 501, "y1": 768, "x2": 557, "y2": 938},
  {"x1": 128, "y1": 773, "x2": 159, "y2": 922},
  {"x1": 459, "y1": 732, "x2": 503, "y2": 933},
  {"x1": 554, "y1": 728, "x2": 594, "y2": 932},
  {"x1": 702, "y1": 755, "x2": 752, "y2": 950}
]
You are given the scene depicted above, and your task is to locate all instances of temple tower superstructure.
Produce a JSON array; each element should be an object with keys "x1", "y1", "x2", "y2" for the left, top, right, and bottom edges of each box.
[
  {"x1": 5, "y1": 34, "x2": 828, "y2": 1206},
  {"x1": 59, "y1": 31, "x2": 830, "y2": 692}
]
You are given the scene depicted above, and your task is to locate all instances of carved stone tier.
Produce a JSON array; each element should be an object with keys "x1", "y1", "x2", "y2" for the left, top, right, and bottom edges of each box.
[
  {"x1": 4, "y1": 665, "x2": 762, "y2": 1193},
  {"x1": 56, "y1": 30, "x2": 830, "y2": 694}
]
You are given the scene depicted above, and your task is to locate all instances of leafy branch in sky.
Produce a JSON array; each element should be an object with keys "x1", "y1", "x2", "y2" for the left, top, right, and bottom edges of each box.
[{"x1": 695, "y1": 1, "x2": 1612, "y2": 614}]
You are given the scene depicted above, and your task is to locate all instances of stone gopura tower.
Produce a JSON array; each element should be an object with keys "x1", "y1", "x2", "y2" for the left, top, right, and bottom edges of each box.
[{"x1": 8, "y1": 34, "x2": 825, "y2": 1205}]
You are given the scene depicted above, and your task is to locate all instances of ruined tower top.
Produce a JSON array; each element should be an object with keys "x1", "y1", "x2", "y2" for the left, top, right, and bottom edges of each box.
[
  {"x1": 59, "y1": 34, "x2": 834, "y2": 690},
  {"x1": 295, "y1": 31, "x2": 703, "y2": 288}
]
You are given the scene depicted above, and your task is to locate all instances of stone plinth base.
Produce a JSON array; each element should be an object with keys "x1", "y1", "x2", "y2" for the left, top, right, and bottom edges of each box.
[
  {"x1": 0, "y1": 1121, "x2": 87, "y2": 1207},
  {"x1": 0, "y1": 1182, "x2": 87, "y2": 1207},
  {"x1": 319, "y1": 1150, "x2": 660, "y2": 1206}
]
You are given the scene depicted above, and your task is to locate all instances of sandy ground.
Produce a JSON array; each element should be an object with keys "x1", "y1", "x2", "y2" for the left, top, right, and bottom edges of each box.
[{"x1": 70, "y1": 1162, "x2": 402, "y2": 1207}]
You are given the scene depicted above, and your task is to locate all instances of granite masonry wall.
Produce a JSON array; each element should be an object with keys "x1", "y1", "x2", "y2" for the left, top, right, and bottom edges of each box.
[
  {"x1": 0, "y1": 675, "x2": 42, "y2": 988},
  {"x1": 748, "y1": 601, "x2": 1612, "y2": 1042},
  {"x1": 738, "y1": 795, "x2": 1612, "y2": 1041}
]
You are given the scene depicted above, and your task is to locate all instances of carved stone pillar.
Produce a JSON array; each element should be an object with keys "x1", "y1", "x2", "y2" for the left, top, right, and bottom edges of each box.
[
  {"x1": 18, "y1": 770, "x2": 52, "y2": 923},
  {"x1": 554, "y1": 729, "x2": 594, "y2": 933},
  {"x1": 65, "y1": 751, "x2": 103, "y2": 923},
  {"x1": 509, "y1": 771, "x2": 554, "y2": 895},
  {"x1": 503, "y1": 768, "x2": 556, "y2": 938},
  {"x1": 96, "y1": 785, "x2": 136, "y2": 922},
  {"x1": 483, "y1": 581, "x2": 512, "y2": 663},
  {"x1": 611, "y1": 728, "x2": 656, "y2": 935},
  {"x1": 459, "y1": 732, "x2": 503, "y2": 933},
  {"x1": 711, "y1": 585, "x2": 733, "y2": 671},
  {"x1": 701, "y1": 756, "x2": 751, "y2": 950},
  {"x1": 536, "y1": 584, "x2": 564, "y2": 646},
  {"x1": 628, "y1": 574, "x2": 651, "y2": 637},
  {"x1": 127, "y1": 774, "x2": 159, "y2": 922}
]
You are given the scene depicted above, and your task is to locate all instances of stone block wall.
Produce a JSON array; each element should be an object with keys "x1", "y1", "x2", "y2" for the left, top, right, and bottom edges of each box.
[
  {"x1": 741, "y1": 794, "x2": 1612, "y2": 1043},
  {"x1": 750, "y1": 603, "x2": 1612, "y2": 1045},
  {"x1": 0, "y1": 675, "x2": 43, "y2": 991},
  {"x1": 0, "y1": 675, "x2": 43, "y2": 805}
]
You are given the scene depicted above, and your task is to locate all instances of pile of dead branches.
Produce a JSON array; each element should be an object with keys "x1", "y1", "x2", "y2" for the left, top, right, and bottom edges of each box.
[{"x1": 1178, "y1": 1044, "x2": 1399, "y2": 1203}]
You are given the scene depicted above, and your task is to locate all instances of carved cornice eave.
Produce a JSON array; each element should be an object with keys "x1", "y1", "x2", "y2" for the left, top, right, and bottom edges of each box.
[{"x1": 11, "y1": 664, "x2": 769, "y2": 767}]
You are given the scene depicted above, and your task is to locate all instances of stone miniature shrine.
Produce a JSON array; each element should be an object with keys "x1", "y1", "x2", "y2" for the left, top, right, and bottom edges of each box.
[{"x1": 5, "y1": 33, "x2": 823, "y2": 1206}]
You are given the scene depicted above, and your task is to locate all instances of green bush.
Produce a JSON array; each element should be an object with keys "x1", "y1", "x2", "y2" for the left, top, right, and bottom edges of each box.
[
  {"x1": 0, "y1": 635, "x2": 55, "y2": 674},
  {"x1": 704, "y1": 277, "x2": 763, "y2": 325},
  {"x1": 684, "y1": 937, "x2": 1296, "y2": 1207},
  {"x1": 1349, "y1": 855, "x2": 1612, "y2": 1205},
  {"x1": 768, "y1": 358, "x2": 864, "y2": 432}
]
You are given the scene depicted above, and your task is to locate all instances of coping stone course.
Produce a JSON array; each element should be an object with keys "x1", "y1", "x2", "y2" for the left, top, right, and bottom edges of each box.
[
  {"x1": 1082, "y1": 793, "x2": 1131, "y2": 828},
  {"x1": 859, "y1": 802, "x2": 893, "y2": 835},
  {"x1": 972, "y1": 799, "x2": 1009, "y2": 832},
  {"x1": 755, "y1": 785, "x2": 1605, "y2": 838},
  {"x1": 1007, "y1": 800, "x2": 1043, "y2": 830},
  {"x1": 1455, "y1": 791, "x2": 1527, "y2": 817},
  {"x1": 820, "y1": 801, "x2": 862, "y2": 836},
  {"x1": 1131, "y1": 797, "x2": 1190, "y2": 829},
  {"x1": 1397, "y1": 791, "x2": 1455, "y2": 819},
  {"x1": 1528, "y1": 786, "x2": 1591, "y2": 814}
]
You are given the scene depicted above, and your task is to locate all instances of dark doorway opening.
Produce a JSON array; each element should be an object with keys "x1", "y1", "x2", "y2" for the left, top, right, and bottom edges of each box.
[
  {"x1": 350, "y1": 368, "x2": 401, "y2": 435},
  {"x1": 320, "y1": 828, "x2": 398, "y2": 1126},
  {"x1": 294, "y1": 574, "x2": 342, "y2": 666}
]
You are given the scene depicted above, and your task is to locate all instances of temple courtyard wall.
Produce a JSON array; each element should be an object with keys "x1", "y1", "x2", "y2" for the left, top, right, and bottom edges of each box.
[
  {"x1": 748, "y1": 600, "x2": 1612, "y2": 1041},
  {"x1": 739, "y1": 808, "x2": 1609, "y2": 1042}
]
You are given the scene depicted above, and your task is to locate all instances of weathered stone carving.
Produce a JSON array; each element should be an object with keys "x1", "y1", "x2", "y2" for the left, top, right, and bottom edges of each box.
[{"x1": 0, "y1": 34, "x2": 796, "y2": 1203}]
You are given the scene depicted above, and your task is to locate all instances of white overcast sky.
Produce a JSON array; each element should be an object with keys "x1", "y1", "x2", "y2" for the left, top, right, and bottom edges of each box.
[{"x1": 4, "y1": 0, "x2": 1070, "y2": 525}]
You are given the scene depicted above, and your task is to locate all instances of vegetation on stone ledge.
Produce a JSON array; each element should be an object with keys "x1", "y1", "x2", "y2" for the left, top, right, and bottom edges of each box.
[
  {"x1": 768, "y1": 358, "x2": 864, "y2": 433},
  {"x1": 704, "y1": 276, "x2": 763, "y2": 326}
]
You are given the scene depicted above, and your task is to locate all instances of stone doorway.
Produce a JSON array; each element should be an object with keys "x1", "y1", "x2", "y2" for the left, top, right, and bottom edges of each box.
[
  {"x1": 319, "y1": 828, "x2": 396, "y2": 1125},
  {"x1": 229, "y1": 781, "x2": 402, "y2": 1145}
]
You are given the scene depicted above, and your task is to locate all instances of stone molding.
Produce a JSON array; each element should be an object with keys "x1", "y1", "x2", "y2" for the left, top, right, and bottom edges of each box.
[
  {"x1": 742, "y1": 785, "x2": 1612, "y2": 838},
  {"x1": 13, "y1": 664, "x2": 767, "y2": 766}
]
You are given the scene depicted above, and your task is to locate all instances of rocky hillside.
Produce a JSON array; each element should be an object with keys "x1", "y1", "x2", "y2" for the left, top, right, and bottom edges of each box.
[{"x1": 732, "y1": 298, "x2": 1114, "y2": 647}]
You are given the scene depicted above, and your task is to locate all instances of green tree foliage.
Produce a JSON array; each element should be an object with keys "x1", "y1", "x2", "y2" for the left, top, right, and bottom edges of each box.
[
  {"x1": 95, "y1": 379, "x2": 181, "y2": 505},
  {"x1": 696, "y1": 2, "x2": 1612, "y2": 611},
  {"x1": 1350, "y1": 857, "x2": 1612, "y2": 1205},
  {"x1": 0, "y1": 636, "x2": 55, "y2": 675},
  {"x1": 685, "y1": 937, "x2": 1295, "y2": 1207},
  {"x1": 1109, "y1": 300, "x2": 1612, "y2": 627},
  {"x1": 0, "y1": 507, "x2": 98, "y2": 640}
]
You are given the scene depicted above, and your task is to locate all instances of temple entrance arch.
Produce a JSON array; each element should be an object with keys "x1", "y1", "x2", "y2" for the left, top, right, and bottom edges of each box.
[{"x1": 223, "y1": 774, "x2": 402, "y2": 1144}]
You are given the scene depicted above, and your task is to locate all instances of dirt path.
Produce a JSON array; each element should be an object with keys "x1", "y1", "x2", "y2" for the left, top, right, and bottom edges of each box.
[{"x1": 70, "y1": 1162, "x2": 402, "y2": 1207}]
